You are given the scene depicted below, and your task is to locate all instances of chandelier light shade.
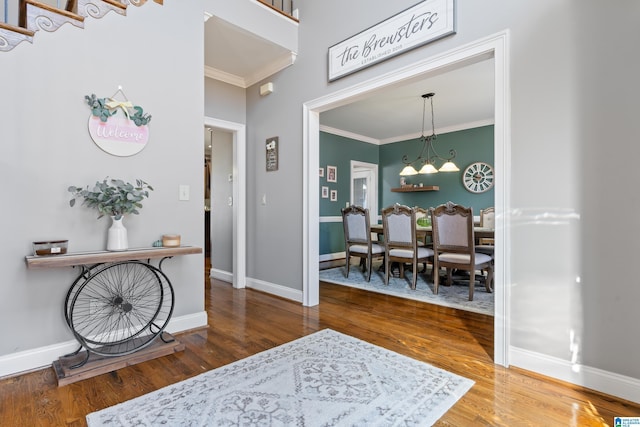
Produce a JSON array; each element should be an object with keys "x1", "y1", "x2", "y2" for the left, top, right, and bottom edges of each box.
[
  {"x1": 399, "y1": 93, "x2": 459, "y2": 176},
  {"x1": 400, "y1": 165, "x2": 419, "y2": 175}
]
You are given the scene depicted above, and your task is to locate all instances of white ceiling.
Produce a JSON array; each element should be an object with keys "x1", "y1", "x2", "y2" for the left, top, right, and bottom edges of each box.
[
  {"x1": 320, "y1": 60, "x2": 495, "y2": 142},
  {"x1": 205, "y1": 21, "x2": 495, "y2": 142},
  {"x1": 204, "y1": 16, "x2": 295, "y2": 88}
]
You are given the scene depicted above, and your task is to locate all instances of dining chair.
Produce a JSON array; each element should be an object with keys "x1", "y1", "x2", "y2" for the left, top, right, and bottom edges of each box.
[
  {"x1": 476, "y1": 207, "x2": 495, "y2": 256},
  {"x1": 414, "y1": 206, "x2": 432, "y2": 273},
  {"x1": 430, "y1": 201, "x2": 493, "y2": 301},
  {"x1": 341, "y1": 205, "x2": 384, "y2": 282},
  {"x1": 382, "y1": 204, "x2": 433, "y2": 289}
]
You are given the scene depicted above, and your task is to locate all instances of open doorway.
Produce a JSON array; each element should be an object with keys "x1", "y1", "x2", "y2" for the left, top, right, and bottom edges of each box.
[
  {"x1": 304, "y1": 32, "x2": 511, "y2": 366},
  {"x1": 204, "y1": 117, "x2": 247, "y2": 289},
  {"x1": 205, "y1": 127, "x2": 233, "y2": 279}
]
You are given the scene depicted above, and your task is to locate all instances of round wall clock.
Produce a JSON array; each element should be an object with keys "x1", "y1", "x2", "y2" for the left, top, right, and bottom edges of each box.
[{"x1": 463, "y1": 162, "x2": 494, "y2": 193}]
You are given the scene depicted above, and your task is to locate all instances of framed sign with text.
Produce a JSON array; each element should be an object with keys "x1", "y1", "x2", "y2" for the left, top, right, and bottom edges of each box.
[
  {"x1": 266, "y1": 137, "x2": 279, "y2": 172},
  {"x1": 328, "y1": 0, "x2": 456, "y2": 81},
  {"x1": 85, "y1": 87, "x2": 152, "y2": 157}
]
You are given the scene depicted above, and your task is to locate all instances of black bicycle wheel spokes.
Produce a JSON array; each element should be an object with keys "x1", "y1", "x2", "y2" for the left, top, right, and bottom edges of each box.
[
  {"x1": 67, "y1": 261, "x2": 174, "y2": 357},
  {"x1": 64, "y1": 264, "x2": 102, "y2": 329}
]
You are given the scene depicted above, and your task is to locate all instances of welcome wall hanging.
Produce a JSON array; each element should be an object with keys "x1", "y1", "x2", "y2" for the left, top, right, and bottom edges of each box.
[
  {"x1": 85, "y1": 86, "x2": 152, "y2": 156},
  {"x1": 327, "y1": 0, "x2": 456, "y2": 81}
]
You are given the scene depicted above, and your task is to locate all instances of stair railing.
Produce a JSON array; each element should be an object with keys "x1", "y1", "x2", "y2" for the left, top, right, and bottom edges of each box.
[
  {"x1": 256, "y1": 0, "x2": 298, "y2": 22},
  {"x1": 0, "y1": 0, "x2": 157, "y2": 52}
]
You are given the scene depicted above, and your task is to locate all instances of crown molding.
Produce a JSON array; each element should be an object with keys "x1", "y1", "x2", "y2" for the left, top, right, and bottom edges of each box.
[
  {"x1": 320, "y1": 118, "x2": 494, "y2": 146},
  {"x1": 245, "y1": 51, "x2": 297, "y2": 87},
  {"x1": 204, "y1": 66, "x2": 246, "y2": 88},
  {"x1": 379, "y1": 118, "x2": 495, "y2": 145},
  {"x1": 205, "y1": 52, "x2": 297, "y2": 89},
  {"x1": 319, "y1": 125, "x2": 381, "y2": 145}
]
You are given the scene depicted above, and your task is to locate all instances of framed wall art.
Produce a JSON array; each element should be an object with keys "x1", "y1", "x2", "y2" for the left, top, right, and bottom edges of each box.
[
  {"x1": 327, "y1": 165, "x2": 337, "y2": 183},
  {"x1": 266, "y1": 137, "x2": 279, "y2": 172}
]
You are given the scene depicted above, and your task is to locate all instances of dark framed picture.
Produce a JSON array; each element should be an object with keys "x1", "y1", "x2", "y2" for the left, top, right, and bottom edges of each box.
[
  {"x1": 266, "y1": 137, "x2": 278, "y2": 172},
  {"x1": 330, "y1": 189, "x2": 337, "y2": 201}
]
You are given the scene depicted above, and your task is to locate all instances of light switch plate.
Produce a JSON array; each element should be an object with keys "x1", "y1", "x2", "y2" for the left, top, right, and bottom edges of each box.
[{"x1": 179, "y1": 185, "x2": 190, "y2": 201}]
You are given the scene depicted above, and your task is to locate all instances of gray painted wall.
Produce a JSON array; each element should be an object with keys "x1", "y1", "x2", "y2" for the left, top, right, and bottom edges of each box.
[
  {"x1": 243, "y1": 0, "x2": 640, "y2": 384},
  {"x1": 204, "y1": 78, "x2": 246, "y2": 124},
  {"x1": 0, "y1": 2, "x2": 204, "y2": 358}
]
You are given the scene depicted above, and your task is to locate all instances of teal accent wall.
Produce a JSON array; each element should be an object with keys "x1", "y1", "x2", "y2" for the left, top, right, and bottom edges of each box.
[
  {"x1": 319, "y1": 222, "x2": 345, "y2": 256},
  {"x1": 319, "y1": 132, "x2": 379, "y2": 216},
  {"x1": 319, "y1": 132, "x2": 379, "y2": 256},
  {"x1": 379, "y1": 125, "x2": 495, "y2": 212},
  {"x1": 319, "y1": 126, "x2": 494, "y2": 256}
]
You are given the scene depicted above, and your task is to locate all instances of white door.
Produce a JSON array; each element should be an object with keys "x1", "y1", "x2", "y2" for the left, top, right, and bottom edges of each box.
[{"x1": 350, "y1": 161, "x2": 378, "y2": 224}]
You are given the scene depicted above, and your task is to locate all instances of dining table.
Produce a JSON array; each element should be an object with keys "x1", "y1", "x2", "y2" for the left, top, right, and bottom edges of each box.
[
  {"x1": 369, "y1": 223, "x2": 495, "y2": 276},
  {"x1": 369, "y1": 223, "x2": 495, "y2": 240}
]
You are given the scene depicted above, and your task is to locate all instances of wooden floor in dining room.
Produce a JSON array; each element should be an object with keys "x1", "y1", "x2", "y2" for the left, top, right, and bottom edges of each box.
[{"x1": 1, "y1": 260, "x2": 638, "y2": 426}]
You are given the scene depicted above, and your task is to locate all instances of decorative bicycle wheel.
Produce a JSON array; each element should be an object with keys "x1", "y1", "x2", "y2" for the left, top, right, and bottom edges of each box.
[
  {"x1": 66, "y1": 261, "x2": 174, "y2": 357},
  {"x1": 64, "y1": 263, "x2": 102, "y2": 330}
]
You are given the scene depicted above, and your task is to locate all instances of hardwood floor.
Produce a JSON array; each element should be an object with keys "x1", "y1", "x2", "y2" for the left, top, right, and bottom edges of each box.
[{"x1": 1, "y1": 265, "x2": 638, "y2": 426}]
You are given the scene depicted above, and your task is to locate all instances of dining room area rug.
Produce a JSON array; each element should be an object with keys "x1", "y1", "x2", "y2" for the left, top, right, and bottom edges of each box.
[
  {"x1": 86, "y1": 329, "x2": 474, "y2": 426},
  {"x1": 320, "y1": 263, "x2": 494, "y2": 316}
]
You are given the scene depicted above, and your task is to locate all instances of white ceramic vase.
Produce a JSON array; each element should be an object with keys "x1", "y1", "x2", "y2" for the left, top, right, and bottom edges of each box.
[{"x1": 107, "y1": 215, "x2": 128, "y2": 251}]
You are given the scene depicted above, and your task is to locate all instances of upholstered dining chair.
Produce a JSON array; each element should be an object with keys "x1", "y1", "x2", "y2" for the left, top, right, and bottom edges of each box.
[
  {"x1": 414, "y1": 206, "x2": 432, "y2": 273},
  {"x1": 341, "y1": 205, "x2": 384, "y2": 282},
  {"x1": 476, "y1": 207, "x2": 495, "y2": 256},
  {"x1": 382, "y1": 204, "x2": 434, "y2": 289},
  {"x1": 430, "y1": 201, "x2": 493, "y2": 301}
]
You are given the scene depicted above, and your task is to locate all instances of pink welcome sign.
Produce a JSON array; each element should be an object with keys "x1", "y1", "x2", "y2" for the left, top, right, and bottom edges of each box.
[
  {"x1": 84, "y1": 90, "x2": 152, "y2": 157},
  {"x1": 88, "y1": 116, "x2": 149, "y2": 156}
]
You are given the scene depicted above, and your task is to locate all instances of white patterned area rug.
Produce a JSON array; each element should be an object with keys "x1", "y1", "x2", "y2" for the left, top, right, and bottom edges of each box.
[
  {"x1": 86, "y1": 329, "x2": 473, "y2": 427},
  {"x1": 320, "y1": 265, "x2": 494, "y2": 316}
]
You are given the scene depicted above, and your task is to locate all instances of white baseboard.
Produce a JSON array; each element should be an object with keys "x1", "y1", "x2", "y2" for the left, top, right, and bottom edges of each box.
[
  {"x1": 319, "y1": 252, "x2": 345, "y2": 262},
  {"x1": 210, "y1": 268, "x2": 233, "y2": 283},
  {"x1": 210, "y1": 269, "x2": 304, "y2": 303},
  {"x1": 510, "y1": 346, "x2": 640, "y2": 404},
  {"x1": 165, "y1": 311, "x2": 208, "y2": 335},
  {"x1": 246, "y1": 277, "x2": 303, "y2": 303},
  {"x1": 0, "y1": 311, "x2": 208, "y2": 379}
]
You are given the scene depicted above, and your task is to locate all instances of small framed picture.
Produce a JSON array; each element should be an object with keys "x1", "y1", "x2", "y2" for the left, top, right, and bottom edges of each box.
[
  {"x1": 266, "y1": 137, "x2": 278, "y2": 172},
  {"x1": 330, "y1": 189, "x2": 337, "y2": 201},
  {"x1": 327, "y1": 165, "x2": 337, "y2": 182},
  {"x1": 321, "y1": 186, "x2": 329, "y2": 198},
  {"x1": 319, "y1": 167, "x2": 325, "y2": 178}
]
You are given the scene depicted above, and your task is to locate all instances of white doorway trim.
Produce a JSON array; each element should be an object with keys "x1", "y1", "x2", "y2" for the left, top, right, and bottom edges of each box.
[
  {"x1": 204, "y1": 116, "x2": 247, "y2": 289},
  {"x1": 303, "y1": 30, "x2": 511, "y2": 366}
]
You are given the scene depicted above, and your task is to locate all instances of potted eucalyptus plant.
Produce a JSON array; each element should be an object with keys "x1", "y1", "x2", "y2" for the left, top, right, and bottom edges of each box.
[{"x1": 68, "y1": 178, "x2": 153, "y2": 251}]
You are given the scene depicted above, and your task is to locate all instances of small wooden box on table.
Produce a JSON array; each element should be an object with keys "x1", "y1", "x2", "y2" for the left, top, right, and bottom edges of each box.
[{"x1": 25, "y1": 246, "x2": 202, "y2": 386}]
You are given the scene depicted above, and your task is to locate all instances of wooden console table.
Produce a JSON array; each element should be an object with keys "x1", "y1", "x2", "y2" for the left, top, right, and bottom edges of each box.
[{"x1": 25, "y1": 246, "x2": 202, "y2": 386}]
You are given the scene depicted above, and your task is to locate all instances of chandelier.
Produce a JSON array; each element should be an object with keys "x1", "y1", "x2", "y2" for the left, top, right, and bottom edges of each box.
[{"x1": 399, "y1": 92, "x2": 459, "y2": 176}]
